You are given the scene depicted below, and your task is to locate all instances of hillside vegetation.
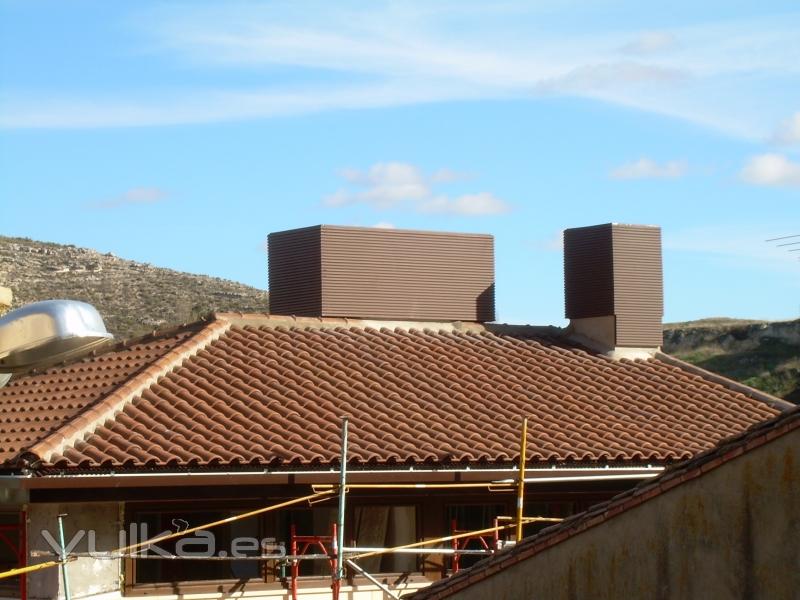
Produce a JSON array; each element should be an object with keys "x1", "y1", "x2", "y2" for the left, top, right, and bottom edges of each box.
[
  {"x1": 0, "y1": 236, "x2": 269, "y2": 339},
  {"x1": 2, "y1": 236, "x2": 797, "y2": 402},
  {"x1": 664, "y1": 319, "x2": 800, "y2": 403}
]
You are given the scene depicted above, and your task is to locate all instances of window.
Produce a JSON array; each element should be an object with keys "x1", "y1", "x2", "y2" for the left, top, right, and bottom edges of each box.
[
  {"x1": 353, "y1": 506, "x2": 417, "y2": 574},
  {"x1": 125, "y1": 500, "x2": 420, "y2": 587}
]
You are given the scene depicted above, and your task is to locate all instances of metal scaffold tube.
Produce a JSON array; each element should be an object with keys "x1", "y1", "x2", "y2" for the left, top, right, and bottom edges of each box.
[
  {"x1": 345, "y1": 559, "x2": 401, "y2": 600},
  {"x1": 56, "y1": 514, "x2": 71, "y2": 600},
  {"x1": 516, "y1": 417, "x2": 528, "y2": 542},
  {"x1": 336, "y1": 417, "x2": 348, "y2": 584}
]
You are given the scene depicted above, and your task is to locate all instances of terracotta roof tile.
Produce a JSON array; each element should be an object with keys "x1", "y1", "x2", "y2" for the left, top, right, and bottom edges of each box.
[
  {"x1": 19, "y1": 317, "x2": 781, "y2": 469},
  {"x1": 0, "y1": 324, "x2": 203, "y2": 465}
]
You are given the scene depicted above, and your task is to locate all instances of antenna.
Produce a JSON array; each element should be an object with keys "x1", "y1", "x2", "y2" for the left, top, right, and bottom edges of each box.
[{"x1": 765, "y1": 234, "x2": 800, "y2": 261}]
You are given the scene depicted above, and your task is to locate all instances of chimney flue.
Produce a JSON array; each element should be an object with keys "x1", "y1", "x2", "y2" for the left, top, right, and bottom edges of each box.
[{"x1": 564, "y1": 223, "x2": 663, "y2": 357}]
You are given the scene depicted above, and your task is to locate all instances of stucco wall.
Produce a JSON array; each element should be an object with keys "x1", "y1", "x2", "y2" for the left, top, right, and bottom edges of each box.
[
  {"x1": 449, "y1": 429, "x2": 800, "y2": 600},
  {"x1": 27, "y1": 502, "x2": 120, "y2": 600}
]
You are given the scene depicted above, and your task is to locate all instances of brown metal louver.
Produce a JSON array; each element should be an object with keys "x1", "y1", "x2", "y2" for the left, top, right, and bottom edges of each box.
[
  {"x1": 268, "y1": 225, "x2": 495, "y2": 322},
  {"x1": 564, "y1": 223, "x2": 663, "y2": 347}
]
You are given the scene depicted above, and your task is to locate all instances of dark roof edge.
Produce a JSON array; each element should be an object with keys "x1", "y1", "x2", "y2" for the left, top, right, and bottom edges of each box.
[
  {"x1": 655, "y1": 351, "x2": 794, "y2": 411},
  {"x1": 410, "y1": 406, "x2": 800, "y2": 599}
]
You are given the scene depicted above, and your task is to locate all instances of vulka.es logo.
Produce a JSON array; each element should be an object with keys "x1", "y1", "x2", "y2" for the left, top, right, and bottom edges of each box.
[{"x1": 41, "y1": 522, "x2": 286, "y2": 559}]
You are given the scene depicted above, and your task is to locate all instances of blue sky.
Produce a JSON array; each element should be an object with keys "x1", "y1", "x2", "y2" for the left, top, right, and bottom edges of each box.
[{"x1": 1, "y1": 1, "x2": 799, "y2": 326}]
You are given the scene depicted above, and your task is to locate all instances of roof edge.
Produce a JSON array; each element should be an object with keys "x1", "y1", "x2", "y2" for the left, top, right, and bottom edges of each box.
[
  {"x1": 655, "y1": 351, "x2": 794, "y2": 411},
  {"x1": 27, "y1": 317, "x2": 232, "y2": 464}
]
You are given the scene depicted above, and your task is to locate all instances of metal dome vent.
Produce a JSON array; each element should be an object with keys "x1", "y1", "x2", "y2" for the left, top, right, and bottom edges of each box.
[{"x1": 0, "y1": 300, "x2": 113, "y2": 378}]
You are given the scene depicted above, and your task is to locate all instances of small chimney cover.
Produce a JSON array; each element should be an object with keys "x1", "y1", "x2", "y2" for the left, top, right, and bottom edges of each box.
[{"x1": 564, "y1": 223, "x2": 663, "y2": 348}]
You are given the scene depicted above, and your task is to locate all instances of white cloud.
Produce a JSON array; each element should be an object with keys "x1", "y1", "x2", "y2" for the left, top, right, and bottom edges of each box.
[
  {"x1": 324, "y1": 162, "x2": 510, "y2": 216},
  {"x1": 772, "y1": 112, "x2": 800, "y2": 145},
  {"x1": 420, "y1": 192, "x2": 509, "y2": 215},
  {"x1": 740, "y1": 153, "x2": 800, "y2": 187},
  {"x1": 88, "y1": 187, "x2": 168, "y2": 209},
  {"x1": 609, "y1": 158, "x2": 688, "y2": 180},
  {"x1": 429, "y1": 168, "x2": 470, "y2": 183},
  {"x1": 372, "y1": 221, "x2": 396, "y2": 229},
  {"x1": 620, "y1": 31, "x2": 677, "y2": 55}
]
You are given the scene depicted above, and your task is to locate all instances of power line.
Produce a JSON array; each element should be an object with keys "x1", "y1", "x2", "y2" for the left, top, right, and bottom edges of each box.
[{"x1": 765, "y1": 234, "x2": 800, "y2": 242}]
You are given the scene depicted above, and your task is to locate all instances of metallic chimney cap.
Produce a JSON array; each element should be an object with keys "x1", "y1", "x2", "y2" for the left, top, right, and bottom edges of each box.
[{"x1": 0, "y1": 300, "x2": 113, "y2": 374}]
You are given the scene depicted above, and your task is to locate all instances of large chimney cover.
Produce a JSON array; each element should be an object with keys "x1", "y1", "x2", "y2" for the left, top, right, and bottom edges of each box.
[{"x1": 268, "y1": 225, "x2": 495, "y2": 322}]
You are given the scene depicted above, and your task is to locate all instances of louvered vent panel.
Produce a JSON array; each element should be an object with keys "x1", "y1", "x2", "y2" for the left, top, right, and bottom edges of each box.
[{"x1": 269, "y1": 225, "x2": 494, "y2": 322}]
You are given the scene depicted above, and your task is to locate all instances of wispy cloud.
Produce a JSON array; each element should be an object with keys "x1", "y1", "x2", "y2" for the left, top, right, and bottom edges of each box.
[
  {"x1": 324, "y1": 162, "x2": 510, "y2": 216},
  {"x1": 772, "y1": 112, "x2": 800, "y2": 145},
  {"x1": 88, "y1": 186, "x2": 168, "y2": 209},
  {"x1": 619, "y1": 31, "x2": 677, "y2": 55},
  {"x1": 610, "y1": 158, "x2": 688, "y2": 180},
  {"x1": 536, "y1": 62, "x2": 687, "y2": 94},
  {"x1": 740, "y1": 153, "x2": 800, "y2": 187},
  {"x1": 0, "y1": 5, "x2": 797, "y2": 137}
]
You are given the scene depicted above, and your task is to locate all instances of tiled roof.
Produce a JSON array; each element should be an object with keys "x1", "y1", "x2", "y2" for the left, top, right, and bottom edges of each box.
[
  {"x1": 0, "y1": 313, "x2": 780, "y2": 470},
  {"x1": 0, "y1": 323, "x2": 204, "y2": 464},
  {"x1": 410, "y1": 404, "x2": 800, "y2": 599}
]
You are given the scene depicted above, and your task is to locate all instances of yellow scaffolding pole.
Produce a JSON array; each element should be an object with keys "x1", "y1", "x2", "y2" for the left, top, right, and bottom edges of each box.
[
  {"x1": 116, "y1": 490, "x2": 334, "y2": 555},
  {"x1": 0, "y1": 490, "x2": 336, "y2": 582},
  {"x1": 0, "y1": 482, "x2": 563, "y2": 581},
  {"x1": 352, "y1": 516, "x2": 562, "y2": 561},
  {"x1": 0, "y1": 558, "x2": 76, "y2": 581},
  {"x1": 516, "y1": 417, "x2": 528, "y2": 542}
]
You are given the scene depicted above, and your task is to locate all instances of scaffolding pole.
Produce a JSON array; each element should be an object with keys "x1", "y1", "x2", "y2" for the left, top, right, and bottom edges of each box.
[
  {"x1": 313, "y1": 482, "x2": 515, "y2": 492},
  {"x1": 116, "y1": 490, "x2": 334, "y2": 556},
  {"x1": 345, "y1": 560, "x2": 401, "y2": 600},
  {"x1": 352, "y1": 517, "x2": 562, "y2": 561},
  {"x1": 516, "y1": 417, "x2": 528, "y2": 542},
  {"x1": 33, "y1": 547, "x2": 496, "y2": 560},
  {"x1": 336, "y1": 417, "x2": 348, "y2": 584},
  {"x1": 56, "y1": 514, "x2": 71, "y2": 600},
  {"x1": 0, "y1": 559, "x2": 74, "y2": 581}
]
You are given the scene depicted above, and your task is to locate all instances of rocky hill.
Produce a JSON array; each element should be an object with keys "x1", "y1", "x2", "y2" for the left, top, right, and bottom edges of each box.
[
  {"x1": 0, "y1": 236, "x2": 269, "y2": 339},
  {"x1": 2, "y1": 236, "x2": 797, "y2": 403}
]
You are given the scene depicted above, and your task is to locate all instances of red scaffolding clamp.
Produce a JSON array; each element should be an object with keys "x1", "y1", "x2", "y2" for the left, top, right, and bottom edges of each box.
[
  {"x1": 449, "y1": 519, "x2": 496, "y2": 573},
  {"x1": 289, "y1": 523, "x2": 340, "y2": 600}
]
